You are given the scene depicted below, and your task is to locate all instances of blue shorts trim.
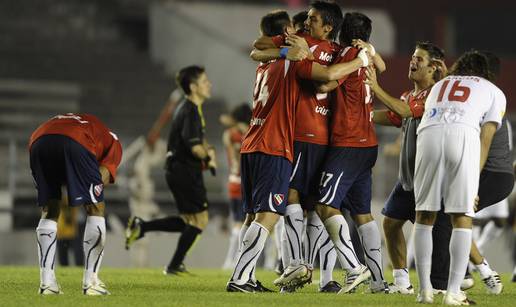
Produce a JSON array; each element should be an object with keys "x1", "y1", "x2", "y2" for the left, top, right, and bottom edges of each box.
[
  {"x1": 381, "y1": 181, "x2": 416, "y2": 222},
  {"x1": 289, "y1": 141, "x2": 327, "y2": 201},
  {"x1": 241, "y1": 152, "x2": 292, "y2": 215},
  {"x1": 317, "y1": 146, "x2": 378, "y2": 215},
  {"x1": 30, "y1": 135, "x2": 104, "y2": 206}
]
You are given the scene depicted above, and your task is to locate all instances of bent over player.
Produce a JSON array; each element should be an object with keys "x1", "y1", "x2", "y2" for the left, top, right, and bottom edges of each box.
[
  {"x1": 413, "y1": 51, "x2": 506, "y2": 305},
  {"x1": 30, "y1": 113, "x2": 122, "y2": 295}
]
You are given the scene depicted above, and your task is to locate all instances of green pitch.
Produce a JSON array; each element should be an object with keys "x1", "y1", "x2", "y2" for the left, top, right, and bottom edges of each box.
[{"x1": 1, "y1": 266, "x2": 515, "y2": 306}]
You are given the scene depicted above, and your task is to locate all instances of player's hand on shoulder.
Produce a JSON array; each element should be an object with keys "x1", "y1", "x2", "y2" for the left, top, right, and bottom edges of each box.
[
  {"x1": 352, "y1": 39, "x2": 376, "y2": 56},
  {"x1": 286, "y1": 34, "x2": 309, "y2": 51}
]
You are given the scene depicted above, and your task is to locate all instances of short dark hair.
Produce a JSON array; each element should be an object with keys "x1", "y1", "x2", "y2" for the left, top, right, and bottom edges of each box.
[
  {"x1": 449, "y1": 50, "x2": 494, "y2": 81},
  {"x1": 292, "y1": 11, "x2": 308, "y2": 30},
  {"x1": 478, "y1": 50, "x2": 500, "y2": 79},
  {"x1": 415, "y1": 41, "x2": 445, "y2": 81},
  {"x1": 260, "y1": 10, "x2": 291, "y2": 37},
  {"x1": 339, "y1": 12, "x2": 371, "y2": 46},
  {"x1": 231, "y1": 103, "x2": 252, "y2": 124},
  {"x1": 176, "y1": 65, "x2": 205, "y2": 95},
  {"x1": 310, "y1": 1, "x2": 343, "y2": 40}
]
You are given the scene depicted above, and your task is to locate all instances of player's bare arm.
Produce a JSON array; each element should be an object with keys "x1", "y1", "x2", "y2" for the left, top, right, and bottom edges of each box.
[
  {"x1": 99, "y1": 165, "x2": 111, "y2": 185},
  {"x1": 250, "y1": 46, "x2": 308, "y2": 62},
  {"x1": 365, "y1": 66, "x2": 413, "y2": 118},
  {"x1": 253, "y1": 36, "x2": 276, "y2": 50},
  {"x1": 352, "y1": 39, "x2": 386, "y2": 73},
  {"x1": 310, "y1": 49, "x2": 368, "y2": 82},
  {"x1": 479, "y1": 122, "x2": 498, "y2": 171},
  {"x1": 372, "y1": 110, "x2": 396, "y2": 126}
]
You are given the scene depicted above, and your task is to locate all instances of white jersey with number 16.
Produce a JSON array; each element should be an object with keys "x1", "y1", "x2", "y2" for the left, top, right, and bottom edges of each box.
[{"x1": 418, "y1": 75, "x2": 506, "y2": 134}]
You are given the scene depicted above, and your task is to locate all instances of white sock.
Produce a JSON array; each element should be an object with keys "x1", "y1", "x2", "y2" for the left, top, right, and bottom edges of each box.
[
  {"x1": 273, "y1": 218, "x2": 283, "y2": 262},
  {"x1": 475, "y1": 258, "x2": 494, "y2": 279},
  {"x1": 324, "y1": 215, "x2": 360, "y2": 271},
  {"x1": 238, "y1": 224, "x2": 249, "y2": 252},
  {"x1": 284, "y1": 204, "x2": 304, "y2": 266},
  {"x1": 230, "y1": 221, "x2": 269, "y2": 285},
  {"x1": 476, "y1": 221, "x2": 502, "y2": 253},
  {"x1": 406, "y1": 230, "x2": 416, "y2": 269},
  {"x1": 393, "y1": 268, "x2": 410, "y2": 287},
  {"x1": 223, "y1": 227, "x2": 240, "y2": 268},
  {"x1": 83, "y1": 216, "x2": 106, "y2": 287},
  {"x1": 472, "y1": 225, "x2": 481, "y2": 241},
  {"x1": 36, "y1": 219, "x2": 58, "y2": 285},
  {"x1": 319, "y1": 228, "x2": 336, "y2": 287},
  {"x1": 305, "y1": 211, "x2": 324, "y2": 267},
  {"x1": 448, "y1": 228, "x2": 472, "y2": 295},
  {"x1": 358, "y1": 220, "x2": 385, "y2": 288},
  {"x1": 281, "y1": 221, "x2": 290, "y2": 268},
  {"x1": 414, "y1": 223, "x2": 433, "y2": 292}
]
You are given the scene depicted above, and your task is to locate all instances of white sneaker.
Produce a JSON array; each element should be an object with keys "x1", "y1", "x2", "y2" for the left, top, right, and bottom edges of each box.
[
  {"x1": 339, "y1": 265, "x2": 371, "y2": 294},
  {"x1": 443, "y1": 291, "x2": 475, "y2": 305},
  {"x1": 389, "y1": 283, "x2": 415, "y2": 295},
  {"x1": 416, "y1": 289, "x2": 434, "y2": 304},
  {"x1": 83, "y1": 283, "x2": 110, "y2": 296},
  {"x1": 39, "y1": 283, "x2": 63, "y2": 295},
  {"x1": 273, "y1": 264, "x2": 311, "y2": 287},
  {"x1": 460, "y1": 275, "x2": 475, "y2": 291},
  {"x1": 482, "y1": 271, "x2": 503, "y2": 294}
]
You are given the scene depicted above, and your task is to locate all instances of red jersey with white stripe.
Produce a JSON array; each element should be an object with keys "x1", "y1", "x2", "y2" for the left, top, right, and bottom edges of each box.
[
  {"x1": 241, "y1": 59, "x2": 313, "y2": 162},
  {"x1": 272, "y1": 32, "x2": 340, "y2": 145},
  {"x1": 29, "y1": 113, "x2": 123, "y2": 182},
  {"x1": 386, "y1": 88, "x2": 431, "y2": 127},
  {"x1": 226, "y1": 127, "x2": 243, "y2": 199},
  {"x1": 329, "y1": 46, "x2": 377, "y2": 147}
]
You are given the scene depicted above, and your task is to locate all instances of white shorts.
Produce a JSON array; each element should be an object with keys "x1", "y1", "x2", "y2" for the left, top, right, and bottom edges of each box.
[
  {"x1": 414, "y1": 125, "x2": 479, "y2": 216},
  {"x1": 475, "y1": 198, "x2": 509, "y2": 219}
]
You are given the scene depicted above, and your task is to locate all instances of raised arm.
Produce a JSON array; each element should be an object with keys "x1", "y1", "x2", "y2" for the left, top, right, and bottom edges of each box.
[
  {"x1": 253, "y1": 36, "x2": 277, "y2": 50},
  {"x1": 352, "y1": 39, "x2": 386, "y2": 73},
  {"x1": 364, "y1": 66, "x2": 413, "y2": 118}
]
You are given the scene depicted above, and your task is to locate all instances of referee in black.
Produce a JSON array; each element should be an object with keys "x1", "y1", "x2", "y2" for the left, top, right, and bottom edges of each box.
[{"x1": 126, "y1": 65, "x2": 217, "y2": 274}]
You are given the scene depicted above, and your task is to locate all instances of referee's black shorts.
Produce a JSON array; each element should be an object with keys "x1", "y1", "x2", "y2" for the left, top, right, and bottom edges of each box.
[{"x1": 165, "y1": 161, "x2": 208, "y2": 214}]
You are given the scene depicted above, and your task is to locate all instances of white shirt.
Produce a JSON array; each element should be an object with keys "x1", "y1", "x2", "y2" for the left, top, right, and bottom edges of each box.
[{"x1": 418, "y1": 75, "x2": 506, "y2": 134}]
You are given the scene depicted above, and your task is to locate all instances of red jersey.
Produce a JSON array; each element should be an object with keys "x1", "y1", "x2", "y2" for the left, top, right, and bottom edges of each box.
[
  {"x1": 272, "y1": 32, "x2": 340, "y2": 145},
  {"x1": 241, "y1": 59, "x2": 313, "y2": 162},
  {"x1": 29, "y1": 113, "x2": 123, "y2": 182},
  {"x1": 329, "y1": 46, "x2": 377, "y2": 147},
  {"x1": 386, "y1": 88, "x2": 431, "y2": 127},
  {"x1": 226, "y1": 127, "x2": 243, "y2": 199}
]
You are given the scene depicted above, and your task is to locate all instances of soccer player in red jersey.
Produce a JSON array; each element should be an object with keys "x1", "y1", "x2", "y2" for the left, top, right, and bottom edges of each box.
[
  {"x1": 366, "y1": 42, "x2": 446, "y2": 294},
  {"x1": 29, "y1": 113, "x2": 122, "y2": 295},
  {"x1": 252, "y1": 1, "x2": 344, "y2": 292},
  {"x1": 227, "y1": 10, "x2": 370, "y2": 293},
  {"x1": 314, "y1": 12, "x2": 390, "y2": 294},
  {"x1": 220, "y1": 104, "x2": 252, "y2": 270}
]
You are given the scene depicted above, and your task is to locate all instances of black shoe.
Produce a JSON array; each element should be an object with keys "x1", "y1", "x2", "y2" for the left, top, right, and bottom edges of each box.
[
  {"x1": 319, "y1": 281, "x2": 342, "y2": 293},
  {"x1": 226, "y1": 281, "x2": 256, "y2": 293},
  {"x1": 163, "y1": 263, "x2": 193, "y2": 276},
  {"x1": 512, "y1": 274, "x2": 516, "y2": 283},
  {"x1": 274, "y1": 258, "x2": 284, "y2": 276},
  {"x1": 254, "y1": 280, "x2": 274, "y2": 292}
]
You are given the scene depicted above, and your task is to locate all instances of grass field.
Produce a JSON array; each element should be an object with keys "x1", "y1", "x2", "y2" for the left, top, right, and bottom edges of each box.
[{"x1": 1, "y1": 266, "x2": 515, "y2": 306}]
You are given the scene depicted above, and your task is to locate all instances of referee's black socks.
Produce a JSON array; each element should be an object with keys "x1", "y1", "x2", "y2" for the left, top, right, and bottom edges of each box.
[
  {"x1": 168, "y1": 224, "x2": 203, "y2": 270},
  {"x1": 141, "y1": 216, "x2": 186, "y2": 235}
]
